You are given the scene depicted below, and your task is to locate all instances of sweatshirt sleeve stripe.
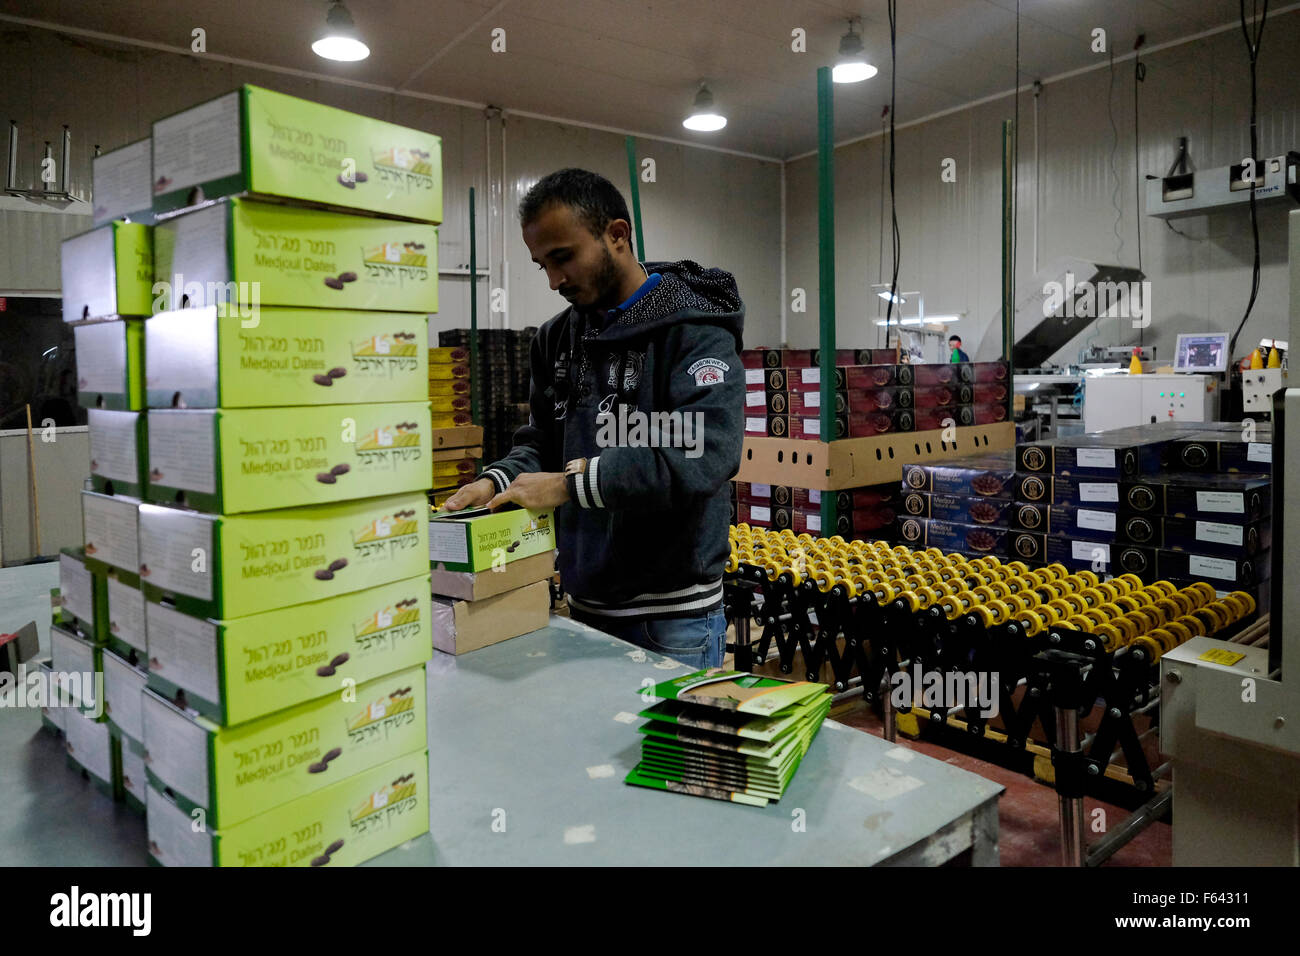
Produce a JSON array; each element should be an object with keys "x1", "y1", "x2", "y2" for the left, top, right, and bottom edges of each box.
[
  {"x1": 587, "y1": 455, "x2": 605, "y2": 509},
  {"x1": 481, "y1": 468, "x2": 510, "y2": 494}
]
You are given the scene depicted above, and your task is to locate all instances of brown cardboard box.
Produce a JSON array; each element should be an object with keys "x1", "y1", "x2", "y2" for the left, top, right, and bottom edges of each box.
[
  {"x1": 430, "y1": 426, "x2": 484, "y2": 449},
  {"x1": 431, "y1": 579, "x2": 551, "y2": 655},
  {"x1": 734, "y1": 421, "x2": 1015, "y2": 491},
  {"x1": 429, "y1": 549, "x2": 556, "y2": 601}
]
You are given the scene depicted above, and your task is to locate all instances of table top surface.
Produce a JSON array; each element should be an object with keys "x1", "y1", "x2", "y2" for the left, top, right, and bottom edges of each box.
[{"x1": 0, "y1": 563, "x2": 1001, "y2": 867}]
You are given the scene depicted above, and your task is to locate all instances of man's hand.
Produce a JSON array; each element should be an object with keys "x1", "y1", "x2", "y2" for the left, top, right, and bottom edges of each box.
[
  {"x1": 440, "y1": 477, "x2": 496, "y2": 512},
  {"x1": 487, "y1": 472, "x2": 570, "y2": 510}
]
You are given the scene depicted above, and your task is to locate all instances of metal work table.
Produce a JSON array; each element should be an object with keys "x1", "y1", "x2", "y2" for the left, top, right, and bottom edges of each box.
[
  {"x1": 1, "y1": 563, "x2": 1002, "y2": 866},
  {"x1": 422, "y1": 617, "x2": 1002, "y2": 865}
]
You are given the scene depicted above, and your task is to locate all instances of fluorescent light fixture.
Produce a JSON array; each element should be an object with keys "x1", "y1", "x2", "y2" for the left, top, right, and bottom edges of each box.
[
  {"x1": 833, "y1": 20, "x2": 877, "y2": 84},
  {"x1": 873, "y1": 314, "x2": 961, "y2": 326},
  {"x1": 683, "y1": 84, "x2": 727, "y2": 132},
  {"x1": 313, "y1": 2, "x2": 370, "y2": 61},
  {"x1": 1028, "y1": 382, "x2": 1041, "y2": 390}
]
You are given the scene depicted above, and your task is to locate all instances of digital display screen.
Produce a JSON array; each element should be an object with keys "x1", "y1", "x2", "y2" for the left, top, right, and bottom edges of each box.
[{"x1": 1174, "y1": 333, "x2": 1229, "y2": 373}]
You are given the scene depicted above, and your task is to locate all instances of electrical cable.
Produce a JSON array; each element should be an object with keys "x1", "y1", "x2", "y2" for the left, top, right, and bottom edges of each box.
[
  {"x1": 885, "y1": 0, "x2": 900, "y2": 339},
  {"x1": 1106, "y1": 50, "x2": 1125, "y2": 268},
  {"x1": 1228, "y1": 0, "x2": 1269, "y2": 360},
  {"x1": 1133, "y1": 36, "x2": 1146, "y2": 346},
  {"x1": 878, "y1": 107, "x2": 888, "y2": 347},
  {"x1": 1012, "y1": 0, "x2": 1019, "y2": 327}
]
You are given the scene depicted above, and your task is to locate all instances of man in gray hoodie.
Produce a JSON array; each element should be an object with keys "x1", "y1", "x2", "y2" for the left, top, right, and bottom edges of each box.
[{"x1": 442, "y1": 168, "x2": 745, "y2": 668}]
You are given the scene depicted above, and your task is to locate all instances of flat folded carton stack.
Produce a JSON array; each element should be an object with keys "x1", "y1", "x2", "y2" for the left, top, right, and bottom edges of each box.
[
  {"x1": 58, "y1": 83, "x2": 445, "y2": 865},
  {"x1": 428, "y1": 505, "x2": 556, "y2": 654},
  {"x1": 625, "y1": 669, "x2": 832, "y2": 806},
  {"x1": 740, "y1": 348, "x2": 1011, "y2": 440}
]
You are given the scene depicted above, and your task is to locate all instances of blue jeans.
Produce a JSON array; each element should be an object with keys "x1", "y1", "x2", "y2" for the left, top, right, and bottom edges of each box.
[{"x1": 571, "y1": 606, "x2": 727, "y2": 670}]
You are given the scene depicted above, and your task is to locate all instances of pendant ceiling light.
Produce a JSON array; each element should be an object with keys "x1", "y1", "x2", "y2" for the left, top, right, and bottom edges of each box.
[
  {"x1": 833, "y1": 19, "x2": 877, "y2": 83},
  {"x1": 683, "y1": 83, "x2": 727, "y2": 132},
  {"x1": 312, "y1": 2, "x2": 370, "y2": 62}
]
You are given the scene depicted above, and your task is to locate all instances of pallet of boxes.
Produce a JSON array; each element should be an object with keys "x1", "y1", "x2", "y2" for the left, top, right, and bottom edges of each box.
[
  {"x1": 896, "y1": 421, "x2": 1272, "y2": 604},
  {"x1": 426, "y1": 342, "x2": 482, "y2": 508},
  {"x1": 61, "y1": 84, "x2": 446, "y2": 866}
]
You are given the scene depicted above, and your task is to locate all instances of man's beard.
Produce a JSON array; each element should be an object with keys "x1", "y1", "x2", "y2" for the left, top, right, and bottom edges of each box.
[{"x1": 588, "y1": 242, "x2": 623, "y2": 310}]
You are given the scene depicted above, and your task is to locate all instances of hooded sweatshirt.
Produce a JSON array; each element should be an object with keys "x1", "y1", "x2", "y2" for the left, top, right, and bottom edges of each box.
[{"x1": 479, "y1": 259, "x2": 745, "y2": 621}]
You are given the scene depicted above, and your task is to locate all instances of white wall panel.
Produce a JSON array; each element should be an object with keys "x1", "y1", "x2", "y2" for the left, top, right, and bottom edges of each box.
[{"x1": 785, "y1": 10, "x2": 1300, "y2": 365}]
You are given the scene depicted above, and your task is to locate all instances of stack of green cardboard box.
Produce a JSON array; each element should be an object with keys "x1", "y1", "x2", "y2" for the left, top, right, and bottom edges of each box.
[
  {"x1": 58, "y1": 85, "x2": 446, "y2": 866},
  {"x1": 56, "y1": 136, "x2": 158, "y2": 812}
]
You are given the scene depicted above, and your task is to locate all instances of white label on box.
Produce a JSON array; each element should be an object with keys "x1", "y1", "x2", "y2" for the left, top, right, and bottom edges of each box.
[
  {"x1": 745, "y1": 416, "x2": 766, "y2": 432},
  {"x1": 1077, "y1": 509, "x2": 1117, "y2": 532},
  {"x1": 82, "y1": 493, "x2": 140, "y2": 574},
  {"x1": 1076, "y1": 448, "x2": 1116, "y2": 469},
  {"x1": 120, "y1": 743, "x2": 146, "y2": 801},
  {"x1": 92, "y1": 139, "x2": 153, "y2": 225},
  {"x1": 801, "y1": 367, "x2": 820, "y2": 385},
  {"x1": 59, "y1": 554, "x2": 94, "y2": 625},
  {"x1": 1189, "y1": 554, "x2": 1237, "y2": 580},
  {"x1": 152, "y1": 90, "x2": 241, "y2": 194},
  {"x1": 1247, "y1": 443, "x2": 1272, "y2": 463},
  {"x1": 60, "y1": 226, "x2": 117, "y2": 321},
  {"x1": 1078, "y1": 482, "x2": 1119, "y2": 503},
  {"x1": 428, "y1": 522, "x2": 470, "y2": 565},
  {"x1": 50, "y1": 628, "x2": 96, "y2": 709},
  {"x1": 88, "y1": 410, "x2": 140, "y2": 484},
  {"x1": 158, "y1": 202, "x2": 230, "y2": 297},
  {"x1": 102, "y1": 652, "x2": 146, "y2": 742},
  {"x1": 807, "y1": 514, "x2": 822, "y2": 533},
  {"x1": 744, "y1": 368, "x2": 763, "y2": 385},
  {"x1": 749, "y1": 483, "x2": 771, "y2": 498},
  {"x1": 146, "y1": 786, "x2": 214, "y2": 868},
  {"x1": 1196, "y1": 521, "x2": 1244, "y2": 546},
  {"x1": 145, "y1": 603, "x2": 220, "y2": 704},
  {"x1": 106, "y1": 576, "x2": 147, "y2": 655},
  {"x1": 147, "y1": 412, "x2": 217, "y2": 495},
  {"x1": 745, "y1": 390, "x2": 765, "y2": 407},
  {"x1": 804, "y1": 390, "x2": 821, "y2": 409},
  {"x1": 138, "y1": 506, "x2": 214, "y2": 600},
  {"x1": 142, "y1": 692, "x2": 211, "y2": 806},
  {"x1": 73, "y1": 322, "x2": 128, "y2": 396},
  {"x1": 65, "y1": 711, "x2": 112, "y2": 783},
  {"x1": 1196, "y1": 491, "x2": 1244, "y2": 514},
  {"x1": 809, "y1": 489, "x2": 821, "y2": 505},
  {"x1": 1072, "y1": 540, "x2": 1109, "y2": 563},
  {"x1": 802, "y1": 419, "x2": 820, "y2": 435},
  {"x1": 749, "y1": 505, "x2": 771, "y2": 523}
]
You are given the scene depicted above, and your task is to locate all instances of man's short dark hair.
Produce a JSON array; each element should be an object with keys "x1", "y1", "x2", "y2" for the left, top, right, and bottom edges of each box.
[
  {"x1": 948, "y1": 335, "x2": 962, "y2": 345},
  {"x1": 518, "y1": 168, "x2": 631, "y2": 238}
]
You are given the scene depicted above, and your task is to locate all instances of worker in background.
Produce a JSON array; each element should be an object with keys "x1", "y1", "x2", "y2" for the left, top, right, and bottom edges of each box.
[
  {"x1": 948, "y1": 334, "x2": 970, "y2": 363},
  {"x1": 441, "y1": 168, "x2": 745, "y2": 669}
]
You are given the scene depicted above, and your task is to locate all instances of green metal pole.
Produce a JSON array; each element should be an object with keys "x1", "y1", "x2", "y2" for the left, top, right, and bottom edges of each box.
[
  {"x1": 625, "y1": 135, "x2": 646, "y2": 261},
  {"x1": 1001, "y1": 120, "x2": 1015, "y2": 364},
  {"x1": 817, "y1": 66, "x2": 838, "y2": 537},
  {"x1": 469, "y1": 186, "x2": 480, "y2": 429}
]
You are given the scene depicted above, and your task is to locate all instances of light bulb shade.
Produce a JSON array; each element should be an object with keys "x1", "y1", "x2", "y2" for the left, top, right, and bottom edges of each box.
[
  {"x1": 683, "y1": 85, "x2": 726, "y2": 131},
  {"x1": 683, "y1": 113, "x2": 727, "y2": 131},
  {"x1": 834, "y1": 27, "x2": 875, "y2": 83},
  {"x1": 313, "y1": 2, "x2": 369, "y2": 61},
  {"x1": 833, "y1": 60, "x2": 876, "y2": 83}
]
